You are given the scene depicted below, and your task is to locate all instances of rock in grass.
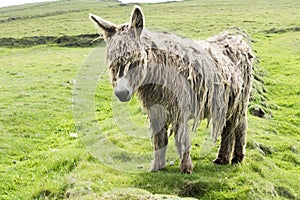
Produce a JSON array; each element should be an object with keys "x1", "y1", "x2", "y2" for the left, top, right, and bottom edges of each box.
[{"x1": 69, "y1": 132, "x2": 78, "y2": 139}]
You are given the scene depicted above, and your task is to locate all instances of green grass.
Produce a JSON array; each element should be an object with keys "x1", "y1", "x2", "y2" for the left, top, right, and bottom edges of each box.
[{"x1": 0, "y1": 0, "x2": 299, "y2": 199}]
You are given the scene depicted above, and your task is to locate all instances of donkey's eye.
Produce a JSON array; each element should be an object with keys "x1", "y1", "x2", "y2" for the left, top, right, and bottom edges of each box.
[
  {"x1": 129, "y1": 61, "x2": 138, "y2": 70},
  {"x1": 118, "y1": 66, "x2": 125, "y2": 77}
]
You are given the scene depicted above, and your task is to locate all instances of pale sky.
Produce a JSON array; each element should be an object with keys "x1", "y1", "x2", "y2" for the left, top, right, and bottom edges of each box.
[
  {"x1": 0, "y1": 0, "x2": 182, "y2": 8},
  {"x1": 120, "y1": 0, "x2": 181, "y2": 3},
  {"x1": 0, "y1": 0, "x2": 56, "y2": 8}
]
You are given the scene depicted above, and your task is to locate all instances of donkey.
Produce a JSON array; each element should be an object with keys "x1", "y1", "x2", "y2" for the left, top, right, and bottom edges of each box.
[{"x1": 89, "y1": 5, "x2": 254, "y2": 173}]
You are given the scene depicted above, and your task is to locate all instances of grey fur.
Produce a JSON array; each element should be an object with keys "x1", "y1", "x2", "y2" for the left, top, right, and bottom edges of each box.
[{"x1": 89, "y1": 5, "x2": 254, "y2": 173}]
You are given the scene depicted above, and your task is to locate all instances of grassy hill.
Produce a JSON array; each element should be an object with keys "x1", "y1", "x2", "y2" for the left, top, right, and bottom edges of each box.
[{"x1": 0, "y1": 0, "x2": 299, "y2": 199}]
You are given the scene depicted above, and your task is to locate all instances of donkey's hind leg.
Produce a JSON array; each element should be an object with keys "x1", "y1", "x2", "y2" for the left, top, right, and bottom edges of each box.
[
  {"x1": 213, "y1": 119, "x2": 235, "y2": 165},
  {"x1": 232, "y1": 117, "x2": 247, "y2": 164}
]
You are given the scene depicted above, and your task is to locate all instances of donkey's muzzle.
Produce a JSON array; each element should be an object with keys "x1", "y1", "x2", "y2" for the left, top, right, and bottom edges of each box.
[
  {"x1": 114, "y1": 77, "x2": 132, "y2": 102},
  {"x1": 114, "y1": 89, "x2": 131, "y2": 102}
]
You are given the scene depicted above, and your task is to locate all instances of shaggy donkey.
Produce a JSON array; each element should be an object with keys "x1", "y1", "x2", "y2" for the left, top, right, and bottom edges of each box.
[{"x1": 89, "y1": 5, "x2": 254, "y2": 173}]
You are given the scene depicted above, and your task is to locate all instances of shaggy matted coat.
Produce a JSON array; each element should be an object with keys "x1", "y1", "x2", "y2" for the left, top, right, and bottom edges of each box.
[{"x1": 90, "y1": 5, "x2": 254, "y2": 173}]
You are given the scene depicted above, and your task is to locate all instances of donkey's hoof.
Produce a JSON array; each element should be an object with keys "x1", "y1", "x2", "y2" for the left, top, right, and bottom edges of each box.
[
  {"x1": 231, "y1": 157, "x2": 243, "y2": 165},
  {"x1": 150, "y1": 160, "x2": 166, "y2": 172},
  {"x1": 213, "y1": 158, "x2": 229, "y2": 165},
  {"x1": 180, "y1": 162, "x2": 193, "y2": 174},
  {"x1": 180, "y1": 167, "x2": 193, "y2": 174},
  {"x1": 148, "y1": 167, "x2": 166, "y2": 172},
  {"x1": 149, "y1": 162, "x2": 166, "y2": 172}
]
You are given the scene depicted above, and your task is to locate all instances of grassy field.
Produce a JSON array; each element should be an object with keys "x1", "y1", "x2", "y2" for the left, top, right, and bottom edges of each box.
[{"x1": 0, "y1": 0, "x2": 299, "y2": 199}]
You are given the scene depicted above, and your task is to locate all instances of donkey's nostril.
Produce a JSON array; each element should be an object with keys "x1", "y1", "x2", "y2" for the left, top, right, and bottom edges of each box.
[{"x1": 114, "y1": 89, "x2": 131, "y2": 102}]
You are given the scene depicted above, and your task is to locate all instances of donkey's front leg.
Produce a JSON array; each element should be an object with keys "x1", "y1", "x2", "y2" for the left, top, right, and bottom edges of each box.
[
  {"x1": 174, "y1": 120, "x2": 193, "y2": 174},
  {"x1": 179, "y1": 147, "x2": 193, "y2": 174},
  {"x1": 149, "y1": 104, "x2": 169, "y2": 172},
  {"x1": 150, "y1": 126, "x2": 168, "y2": 171}
]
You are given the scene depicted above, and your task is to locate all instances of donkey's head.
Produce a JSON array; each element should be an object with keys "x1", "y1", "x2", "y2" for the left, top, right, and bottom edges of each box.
[{"x1": 90, "y1": 6, "x2": 146, "y2": 102}]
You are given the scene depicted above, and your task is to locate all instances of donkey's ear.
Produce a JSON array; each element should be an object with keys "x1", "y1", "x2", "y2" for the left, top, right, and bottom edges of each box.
[
  {"x1": 130, "y1": 5, "x2": 145, "y2": 36},
  {"x1": 89, "y1": 13, "x2": 116, "y2": 41}
]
